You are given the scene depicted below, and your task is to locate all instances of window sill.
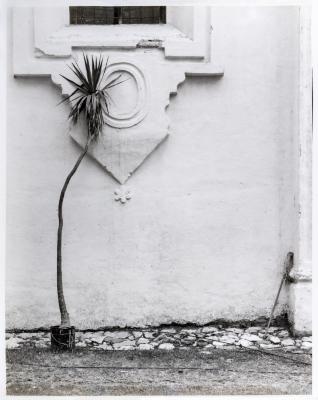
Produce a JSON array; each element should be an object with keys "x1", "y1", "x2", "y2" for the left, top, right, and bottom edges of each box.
[{"x1": 38, "y1": 23, "x2": 191, "y2": 56}]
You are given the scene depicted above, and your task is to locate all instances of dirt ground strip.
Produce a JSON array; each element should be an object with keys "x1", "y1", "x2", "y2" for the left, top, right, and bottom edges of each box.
[{"x1": 6, "y1": 348, "x2": 312, "y2": 396}]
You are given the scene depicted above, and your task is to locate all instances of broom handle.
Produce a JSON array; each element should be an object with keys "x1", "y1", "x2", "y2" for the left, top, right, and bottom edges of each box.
[{"x1": 265, "y1": 252, "x2": 293, "y2": 335}]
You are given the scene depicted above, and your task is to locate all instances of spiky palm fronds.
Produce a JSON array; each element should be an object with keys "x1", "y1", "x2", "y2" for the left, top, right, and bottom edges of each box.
[
  {"x1": 55, "y1": 54, "x2": 128, "y2": 329},
  {"x1": 60, "y1": 53, "x2": 126, "y2": 141}
]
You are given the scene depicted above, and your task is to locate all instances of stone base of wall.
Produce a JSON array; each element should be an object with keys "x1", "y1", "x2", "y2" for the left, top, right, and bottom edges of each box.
[{"x1": 6, "y1": 325, "x2": 312, "y2": 354}]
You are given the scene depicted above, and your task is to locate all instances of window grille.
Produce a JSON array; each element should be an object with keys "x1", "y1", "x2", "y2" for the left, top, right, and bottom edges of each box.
[{"x1": 69, "y1": 6, "x2": 166, "y2": 25}]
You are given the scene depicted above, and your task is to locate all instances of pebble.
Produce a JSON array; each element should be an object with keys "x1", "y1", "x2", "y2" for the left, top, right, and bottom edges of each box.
[
  {"x1": 260, "y1": 343, "x2": 280, "y2": 349},
  {"x1": 144, "y1": 331, "x2": 156, "y2": 339},
  {"x1": 117, "y1": 345, "x2": 135, "y2": 350},
  {"x1": 220, "y1": 336, "x2": 236, "y2": 344},
  {"x1": 139, "y1": 343, "x2": 154, "y2": 350},
  {"x1": 267, "y1": 327, "x2": 280, "y2": 333},
  {"x1": 277, "y1": 330, "x2": 290, "y2": 338},
  {"x1": 241, "y1": 334, "x2": 262, "y2": 342},
  {"x1": 6, "y1": 337, "x2": 21, "y2": 349},
  {"x1": 213, "y1": 341, "x2": 225, "y2": 347},
  {"x1": 202, "y1": 326, "x2": 218, "y2": 333},
  {"x1": 106, "y1": 331, "x2": 130, "y2": 339},
  {"x1": 181, "y1": 329, "x2": 197, "y2": 334},
  {"x1": 137, "y1": 337, "x2": 149, "y2": 344},
  {"x1": 238, "y1": 339, "x2": 252, "y2": 348},
  {"x1": 161, "y1": 328, "x2": 177, "y2": 334},
  {"x1": 245, "y1": 327, "x2": 261, "y2": 334},
  {"x1": 226, "y1": 328, "x2": 243, "y2": 334},
  {"x1": 301, "y1": 341, "x2": 312, "y2": 349},
  {"x1": 154, "y1": 333, "x2": 169, "y2": 342},
  {"x1": 269, "y1": 335, "x2": 281, "y2": 344},
  {"x1": 16, "y1": 332, "x2": 37, "y2": 339},
  {"x1": 224, "y1": 332, "x2": 238, "y2": 339},
  {"x1": 158, "y1": 343, "x2": 174, "y2": 350},
  {"x1": 302, "y1": 336, "x2": 312, "y2": 342},
  {"x1": 91, "y1": 336, "x2": 105, "y2": 344},
  {"x1": 281, "y1": 338, "x2": 295, "y2": 346},
  {"x1": 283, "y1": 345, "x2": 296, "y2": 350}
]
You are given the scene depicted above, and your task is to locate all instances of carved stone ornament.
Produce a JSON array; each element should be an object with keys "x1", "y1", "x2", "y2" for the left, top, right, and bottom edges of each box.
[
  {"x1": 114, "y1": 187, "x2": 132, "y2": 204},
  {"x1": 13, "y1": 6, "x2": 224, "y2": 184}
]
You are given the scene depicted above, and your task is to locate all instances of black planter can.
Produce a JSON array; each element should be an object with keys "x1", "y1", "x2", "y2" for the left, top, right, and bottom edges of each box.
[{"x1": 50, "y1": 325, "x2": 75, "y2": 351}]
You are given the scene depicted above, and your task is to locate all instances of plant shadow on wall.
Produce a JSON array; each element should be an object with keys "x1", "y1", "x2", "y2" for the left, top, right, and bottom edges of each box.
[{"x1": 51, "y1": 54, "x2": 128, "y2": 351}]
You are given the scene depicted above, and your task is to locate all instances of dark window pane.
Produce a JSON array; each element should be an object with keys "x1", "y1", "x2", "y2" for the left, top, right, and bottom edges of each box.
[
  {"x1": 70, "y1": 7, "x2": 116, "y2": 25},
  {"x1": 70, "y1": 6, "x2": 166, "y2": 25}
]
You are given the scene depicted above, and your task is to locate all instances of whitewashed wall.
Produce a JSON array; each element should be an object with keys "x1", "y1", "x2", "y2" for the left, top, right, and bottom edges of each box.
[{"x1": 6, "y1": 6, "x2": 301, "y2": 330}]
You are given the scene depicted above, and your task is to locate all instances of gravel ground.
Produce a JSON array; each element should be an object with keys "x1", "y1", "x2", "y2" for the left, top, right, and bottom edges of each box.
[
  {"x1": 6, "y1": 347, "x2": 312, "y2": 395},
  {"x1": 6, "y1": 325, "x2": 312, "y2": 353}
]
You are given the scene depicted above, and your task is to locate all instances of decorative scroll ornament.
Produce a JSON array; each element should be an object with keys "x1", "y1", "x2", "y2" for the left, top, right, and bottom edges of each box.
[{"x1": 62, "y1": 53, "x2": 184, "y2": 185}]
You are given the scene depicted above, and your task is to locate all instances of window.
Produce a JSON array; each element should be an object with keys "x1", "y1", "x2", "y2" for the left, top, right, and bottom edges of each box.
[{"x1": 69, "y1": 6, "x2": 166, "y2": 25}]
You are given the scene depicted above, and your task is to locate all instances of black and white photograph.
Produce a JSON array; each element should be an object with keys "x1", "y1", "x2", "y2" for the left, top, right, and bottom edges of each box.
[{"x1": 1, "y1": 0, "x2": 315, "y2": 396}]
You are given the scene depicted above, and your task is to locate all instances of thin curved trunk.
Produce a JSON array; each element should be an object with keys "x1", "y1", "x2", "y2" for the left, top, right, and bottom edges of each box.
[{"x1": 57, "y1": 136, "x2": 91, "y2": 327}]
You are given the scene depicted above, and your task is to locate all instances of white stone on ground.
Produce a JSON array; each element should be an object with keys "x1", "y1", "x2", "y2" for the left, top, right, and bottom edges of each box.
[
  {"x1": 137, "y1": 337, "x2": 149, "y2": 344},
  {"x1": 226, "y1": 328, "x2": 243, "y2": 334},
  {"x1": 202, "y1": 327, "x2": 218, "y2": 333},
  {"x1": 104, "y1": 331, "x2": 130, "y2": 340},
  {"x1": 161, "y1": 328, "x2": 177, "y2": 333},
  {"x1": 245, "y1": 327, "x2": 261, "y2": 334},
  {"x1": 158, "y1": 343, "x2": 174, "y2": 350},
  {"x1": 277, "y1": 330, "x2": 290, "y2": 338},
  {"x1": 181, "y1": 329, "x2": 197, "y2": 334},
  {"x1": 144, "y1": 332, "x2": 156, "y2": 339},
  {"x1": 139, "y1": 343, "x2": 154, "y2": 350},
  {"x1": 241, "y1": 333, "x2": 262, "y2": 342},
  {"x1": 117, "y1": 345, "x2": 135, "y2": 350},
  {"x1": 220, "y1": 336, "x2": 236, "y2": 344},
  {"x1": 213, "y1": 341, "x2": 225, "y2": 348},
  {"x1": 281, "y1": 338, "x2": 295, "y2": 346},
  {"x1": 5, "y1": 325, "x2": 312, "y2": 354},
  {"x1": 16, "y1": 332, "x2": 37, "y2": 339},
  {"x1": 113, "y1": 340, "x2": 135, "y2": 349},
  {"x1": 238, "y1": 339, "x2": 252, "y2": 348},
  {"x1": 6, "y1": 337, "x2": 21, "y2": 349},
  {"x1": 92, "y1": 336, "x2": 105, "y2": 344},
  {"x1": 269, "y1": 335, "x2": 281, "y2": 344},
  {"x1": 267, "y1": 327, "x2": 279, "y2": 333},
  {"x1": 301, "y1": 341, "x2": 312, "y2": 349},
  {"x1": 260, "y1": 343, "x2": 280, "y2": 349}
]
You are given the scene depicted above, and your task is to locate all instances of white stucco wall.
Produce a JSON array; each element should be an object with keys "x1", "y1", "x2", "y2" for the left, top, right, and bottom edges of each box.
[{"x1": 6, "y1": 6, "x2": 300, "y2": 329}]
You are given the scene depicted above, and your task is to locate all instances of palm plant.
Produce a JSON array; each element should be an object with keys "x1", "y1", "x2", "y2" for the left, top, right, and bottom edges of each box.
[{"x1": 54, "y1": 54, "x2": 125, "y2": 336}]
